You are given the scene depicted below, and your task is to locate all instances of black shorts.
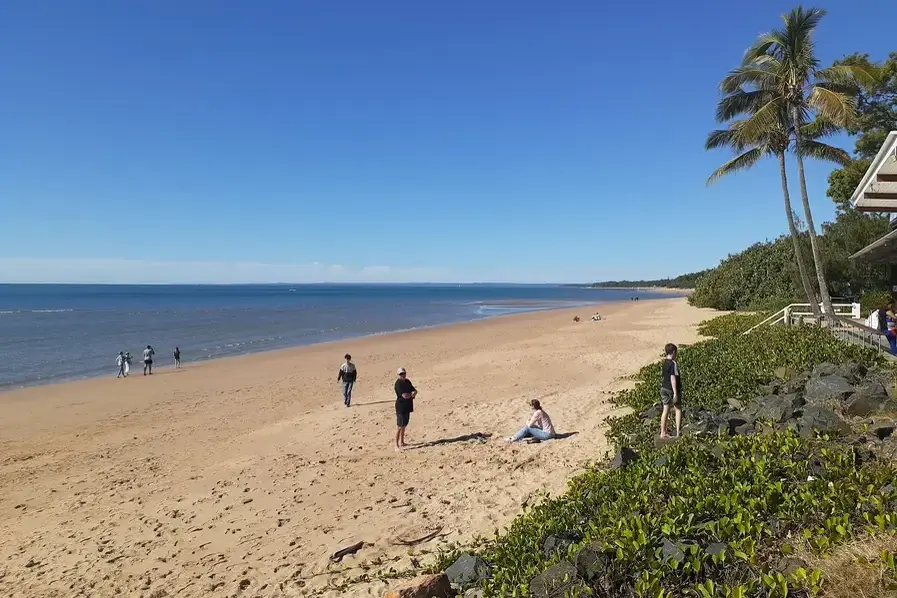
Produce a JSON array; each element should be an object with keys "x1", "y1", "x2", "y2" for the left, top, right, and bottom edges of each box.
[
  {"x1": 396, "y1": 412, "x2": 411, "y2": 427},
  {"x1": 661, "y1": 388, "x2": 681, "y2": 406},
  {"x1": 144, "y1": 359, "x2": 153, "y2": 365}
]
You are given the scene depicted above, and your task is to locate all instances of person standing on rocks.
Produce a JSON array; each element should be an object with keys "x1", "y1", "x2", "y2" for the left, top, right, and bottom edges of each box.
[
  {"x1": 337, "y1": 354, "x2": 357, "y2": 407},
  {"x1": 660, "y1": 343, "x2": 682, "y2": 438},
  {"x1": 394, "y1": 367, "x2": 417, "y2": 451}
]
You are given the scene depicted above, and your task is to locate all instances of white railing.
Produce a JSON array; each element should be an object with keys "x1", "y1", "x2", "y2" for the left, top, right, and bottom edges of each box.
[
  {"x1": 742, "y1": 303, "x2": 861, "y2": 335},
  {"x1": 741, "y1": 302, "x2": 894, "y2": 357}
]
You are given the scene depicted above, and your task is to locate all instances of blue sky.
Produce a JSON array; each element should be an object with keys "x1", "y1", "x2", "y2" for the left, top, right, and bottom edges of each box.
[{"x1": 0, "y1": 1, "x2": 893, "y2": 284}]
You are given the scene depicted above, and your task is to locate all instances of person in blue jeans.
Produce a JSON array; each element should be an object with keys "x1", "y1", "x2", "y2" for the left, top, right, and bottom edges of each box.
[
  {"x1": 337, "y1": 354, "x2": 357, "y2": 407},
  {"x1": 506, "y1": 399, "x2": 556, "y2": 442}
]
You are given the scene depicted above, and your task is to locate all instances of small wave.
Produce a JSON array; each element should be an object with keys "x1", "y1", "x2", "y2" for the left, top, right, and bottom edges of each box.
[{"x1": 31, "y1": 309, "x2": 74, "y2": 314}]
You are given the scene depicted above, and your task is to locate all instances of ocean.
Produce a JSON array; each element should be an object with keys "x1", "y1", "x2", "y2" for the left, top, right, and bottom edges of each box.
[{"x1": 0, "y1": 284, "x2": 680, "y2": 389}]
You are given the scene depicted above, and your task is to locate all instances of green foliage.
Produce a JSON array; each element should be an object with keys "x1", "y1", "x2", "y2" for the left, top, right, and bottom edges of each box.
[
  {"x1": 697, "y1": 313, "x2": 767, "y2": 338},
  {"x1": 476, "y1": 432, "x2": 897, "y2": 597},
  {"x1": 687, "y1": 236, "x2": 804, "y2": 311},
  {"x1": 860, "y1": 291, "x2": 893, "y2": 318},
  {"x1": 606, "y1": 323, "x2": 880, "y2": 451},
  {"x1": 591, "y1": 270, "x2": 708, "y2": 290},
  {"x1": 685, "y1": 210, "x2": 889, "y2": 310},
  {"x1": 827, "y1": 52, "x2": 897, "y2": 211},
  {"x1": 459, "y1": 323, "x2": 891, "y2": 598},
  {"x1": 821, "y1": 210, "x2": 890, "y2": 299}
]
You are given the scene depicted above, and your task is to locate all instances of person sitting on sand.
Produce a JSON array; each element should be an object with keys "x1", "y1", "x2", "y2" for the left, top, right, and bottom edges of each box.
[
  {"x1": 394, "y1": 367, "x2": 417, "y2": 450},
  {"x1": 506, "y1": 399, "x2": 555, "y2": 442}
]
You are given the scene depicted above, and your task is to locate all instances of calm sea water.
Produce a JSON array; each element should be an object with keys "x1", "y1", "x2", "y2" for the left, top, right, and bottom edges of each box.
[{"x1": 0, "y1": 284, "x2": 679, "y2": 389}]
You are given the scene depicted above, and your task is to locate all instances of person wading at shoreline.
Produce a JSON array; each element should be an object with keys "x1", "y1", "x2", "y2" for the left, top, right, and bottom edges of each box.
[
  {"x1": 660, "y1": 343, "x2": 682, "y2": 438},
  {"x1": 337, "y1": 354, "x2": 357, "y2": 407},
  {"x1": 394, "y1": 367, "x2": 417, "y2": 451},
  {"x1": 116, "y1": 352, "x2": 125, "y2": 378},
  {"x1": 174, "y1": 346, "x2": 181, "y2": 368},
  {"x1": 143, "y1": 345, "x2": 155, "y2": 376}
]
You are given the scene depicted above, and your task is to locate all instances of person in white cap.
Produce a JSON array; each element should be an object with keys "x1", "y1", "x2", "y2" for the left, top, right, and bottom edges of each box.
[{"x1": 394, "y1": 367, "x2": 417, "y2": 450}]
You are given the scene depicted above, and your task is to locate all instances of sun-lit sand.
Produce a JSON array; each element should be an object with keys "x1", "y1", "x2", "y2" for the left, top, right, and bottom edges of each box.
[{"x1": 0, "y1": 297, "x2": 711, "y2": 597}]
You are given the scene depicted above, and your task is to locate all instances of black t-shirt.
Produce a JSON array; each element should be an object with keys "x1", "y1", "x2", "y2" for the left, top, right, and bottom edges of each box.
[
  {"x1": 395, "y1": 378, "x2": 416, "y2": 413},
  {"x1": 661, "y1": 359, "x2": 681, "y2": 394}
]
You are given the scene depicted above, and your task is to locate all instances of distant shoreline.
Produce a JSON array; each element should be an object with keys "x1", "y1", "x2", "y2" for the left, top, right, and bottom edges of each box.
[{"x1": 587, "y1": 286, "x2": 693, "y2": 295}]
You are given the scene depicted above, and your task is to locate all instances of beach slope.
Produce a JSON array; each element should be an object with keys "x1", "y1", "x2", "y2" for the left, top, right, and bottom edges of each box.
[{"x1": 0, "y1": 298, "x2": 710, "y2": 597}]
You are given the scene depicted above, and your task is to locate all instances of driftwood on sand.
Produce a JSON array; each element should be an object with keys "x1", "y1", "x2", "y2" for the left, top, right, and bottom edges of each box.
[{"x1": 329, "y1": 541, "x2": 365, "y2": 563}]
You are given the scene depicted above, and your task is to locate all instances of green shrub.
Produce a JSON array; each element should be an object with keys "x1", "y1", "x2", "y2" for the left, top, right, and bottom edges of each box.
[
  {"x1": 477, "y1": 432, "x2": 897, "y2": 597},
  {"x1": 606, "y1": 324, "x2": 881, "y2": 450},
  {"x1": 860, "y1": 290, "x2": 893, "y2": 318},
  {"x1": 697, "y1": 313, "x2": 768, "y2": 338}
]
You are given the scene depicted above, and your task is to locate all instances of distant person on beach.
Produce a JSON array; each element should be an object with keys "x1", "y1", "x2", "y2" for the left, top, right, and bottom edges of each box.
[
  {"x1": 174, "y1": 346, "x2": 181, "y2": 368},
  {"x1": 124, "y1": 352, "x2": 132, "y2": 377},
  {"x1": 660, "y1": 343, "x2": 682, "y2": 438},
  {"x1": 143, "y1": 345, "x2": 155, "y2": 375},
  {"x1": 337, "y1": 354, "x2": 357, "y2": 407},
  {"x1": 506, "y1": 399, "x2": 555, "y2": 442},
  {"x1": 394, "y1": 367, "x2": 417, "y2": 450},
  {"x1": 116, "y1": 352, "x2": 125, "y2": 378}
]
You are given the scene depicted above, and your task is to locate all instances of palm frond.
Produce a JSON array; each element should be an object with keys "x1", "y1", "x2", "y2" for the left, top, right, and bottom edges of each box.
[
  {"x1": 807, "y1": 86, "x2": 857, "y2": 126},
  {"x1": 715, "y1": 89, "x2": 773, "y2": 122},
  {"x1": 732, "y1": 97, "x2": 787, "y2": 145},
  {"x1": 798, "y1": 140, "x2": 851, "y2": 166},
  {"x1": 720, "y1": 65, "x2": 782, "y2": 94},
  {"x1": 706, "y1": 147, "x2": 764, "y2": 186},
  {"x1": 816, "y1": 63, "x2": 881, "y2": 88},
  {"x1": 799, "y1": 118, "x2": 841, "y2": 140}
]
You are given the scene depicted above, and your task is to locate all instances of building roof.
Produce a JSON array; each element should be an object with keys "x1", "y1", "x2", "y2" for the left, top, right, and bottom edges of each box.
[{"x1": 852, "y1": 131, "x2": 897, "y2": 213}]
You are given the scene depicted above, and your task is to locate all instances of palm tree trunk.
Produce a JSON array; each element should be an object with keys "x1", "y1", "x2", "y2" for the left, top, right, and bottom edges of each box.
[
  {"x1": 777, "y1": 151, "x2": 820, "y2": 318},
  {"x1": 791, "y1": 105, "x2": 835, "y2": 323}
]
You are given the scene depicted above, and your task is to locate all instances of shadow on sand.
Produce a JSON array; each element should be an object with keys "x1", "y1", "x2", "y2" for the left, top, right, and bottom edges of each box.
[
  {"x1": 351, "y1": 400, "x2": 394, "y2": 407},
  {"x1": 407, "y1": 432, "x2": 493, "y2": 450}
]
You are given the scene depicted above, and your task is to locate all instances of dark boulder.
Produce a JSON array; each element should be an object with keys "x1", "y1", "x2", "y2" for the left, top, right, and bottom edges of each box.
[
  {"x1": 812, "y1": 363, "x2": 838, "y2": 378},
  {"x1": 726, "y1": 398, "x2": 744, "y2": 411},
  {"x1": 804, "y1": 375, "x2": 855, "y2": 406},
  {"x1": 640, "y1": 405, "x2": 662, "y2": 420},
  {"x1": 775, "y1": 556, "x2": 809, "y2": 576},
  {"x1": 835, "y1": 362, "x2": 868, "y2": 384},
  {"x1": 797, "y1": 406, "x2": 851, "y2": 438},
  {"x1": 660, "y1": 539, "x2": 684, "y2": 564},
  {"x1": 543, "y1": 533, "x2": 579, "y2": 559},
  {"x1": 756, "y1": 382, "x2": 781, "y2": 396},
  {"x1": 733, "y1": 423, "x2": 755, "y2": 436},
  {"x1": 755, "y1": 394, "x2": 803, "y2": 423},
  {"x1": 573, "y1": 544, "x2": 611, "y2": 582},
  {"x1": 445, "y1": 554, "x2": 490, "y2": 587},
  {"x1": 846, "y1": 382, "x2": 889, "y2": 417},
  {"x1": 705, "y1": 542, "x2": 728, "y2": 559},
  {"x1": 529, "y1": 561, "x2": 587, "y2": 598},
  {"x1": 871, "y1": 418, "x2": 896, "y2": 441},
  {"x1": 611, "y1": 447, "x2": 639, "y2": 469}
]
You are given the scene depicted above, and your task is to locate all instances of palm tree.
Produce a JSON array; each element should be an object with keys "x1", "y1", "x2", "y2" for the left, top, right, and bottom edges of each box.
[
  {"x1": 706, "y1": 113, "x2": 849, "y2": 319},
  {"x1": 719, "y1": 6, "x2": 878, "y2": 321}
]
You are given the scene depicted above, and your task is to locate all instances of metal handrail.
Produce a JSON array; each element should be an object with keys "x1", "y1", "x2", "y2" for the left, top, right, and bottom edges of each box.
[{"x1": 742, "y1": 303, "x2": 861, "y2": 335}]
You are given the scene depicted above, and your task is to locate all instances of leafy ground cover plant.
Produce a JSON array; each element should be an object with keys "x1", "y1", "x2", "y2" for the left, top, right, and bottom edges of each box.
[
  {"x1": 606, "y1": 320, "x2": 881, "y2": 450},
  {"x1": 444, "y1": 317, "x2": 893, "y2": 598},
  {"x1": 696, "y1": 313, "x2": 768, "y2": 338}
]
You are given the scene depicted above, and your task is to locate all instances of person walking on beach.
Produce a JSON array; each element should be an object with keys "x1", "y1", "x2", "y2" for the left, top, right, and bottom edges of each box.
[
  {"x1": 506, "y1": 399, "x2": 555, "y2": 442},
  {"x1": 124, "y1": 352, "x2": 132, "y2": 377},
  {"x1": 143, "y1": 345, "x2": 155, "y2": 375},
  {"x1": 337, "y1": 354, "x2": 357, "y2": 407},
  {"x1": 174, "y1": 346, "x2": 181, "y2": 368},
  {"x1": 394, "y1": 367, "x2": 417, "y2": 451},
  {"x1": 660, "y1": 343, "x2": 682, "y2": 438},
  {"x1": 116, "y1": 352, "x2": 125, "y2": 378}
]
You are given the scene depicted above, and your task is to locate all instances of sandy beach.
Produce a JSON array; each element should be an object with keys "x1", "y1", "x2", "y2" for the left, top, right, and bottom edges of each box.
[{"x1": 0, "y1": 298, "x2": 711, "y2": 598}]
